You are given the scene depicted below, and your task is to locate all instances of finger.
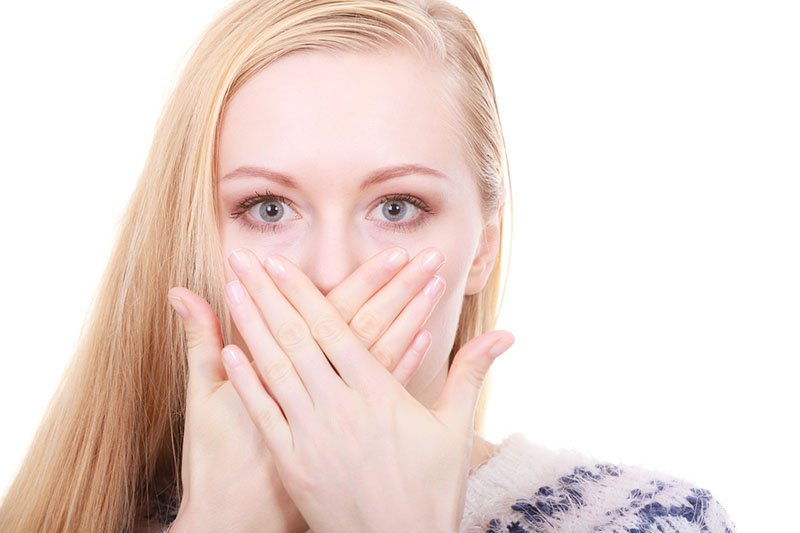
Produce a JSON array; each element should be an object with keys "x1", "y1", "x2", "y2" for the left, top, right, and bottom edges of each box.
[
  {"x1": 325, "y1": 246, "x2": 410, "y2": 322},
  {"x1": 263, "y1": 253, "x2": 389, "y2": 394},
  {"x1": 370, "y1": 274, "x2": 445, "y2": 372},
  {"x1": 220, "y1": 343, "x2": 293, "y2": 463},
  {"x1": 391, "y1": 329, "x2": 432, "y2": 386},
  {"x1": 347, "y1": 247, "x2": 445, "y2": 348},
  {"x1": 228, "y1": 249, "x2": 344, "y2": 401},
  {"x1": 224, "y1": 275, "x2": 314, "y2": 427},
  {"x1": 325, "y1": 246, "x2": 444, "y2": 382},
  {"x1": 433, "y1": 331, "x2": 515, "y2": 430},
  {"x1": 167, "y1": 287, "x2": 225, "y2": 395}
]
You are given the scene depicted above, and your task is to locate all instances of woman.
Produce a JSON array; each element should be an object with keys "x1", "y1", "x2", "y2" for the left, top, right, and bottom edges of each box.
[{"x1": 0, "y1": 1, "x2": 736, "y2": 532}]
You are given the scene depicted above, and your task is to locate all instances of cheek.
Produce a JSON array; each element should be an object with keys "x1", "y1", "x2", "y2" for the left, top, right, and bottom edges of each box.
[
  {"x1": 438, "y1": 244, "x2": 474, "y2": 293},
  {"x1": 219, "y1": 218, "x2": 292, "y2": 283},
  {"x1": 220, "y1": 237, "x2": 269, "y2": 287}
]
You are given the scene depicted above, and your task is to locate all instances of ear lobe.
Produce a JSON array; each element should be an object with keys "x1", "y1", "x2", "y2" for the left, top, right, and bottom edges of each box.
[{"x1": 464, "y1": 211, "x2": 502, "y2": 296}]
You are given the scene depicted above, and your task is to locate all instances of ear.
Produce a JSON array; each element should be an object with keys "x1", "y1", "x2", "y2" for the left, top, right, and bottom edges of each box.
[{"x1": 464, "y1": 201, "x2": 504, "y2": 296}]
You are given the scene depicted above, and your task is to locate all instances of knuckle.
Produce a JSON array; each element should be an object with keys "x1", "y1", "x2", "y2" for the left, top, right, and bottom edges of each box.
[
  {"x1": 350, "y1": 310, "x2": 382, "y2": 345},
  {"x1": 185, "y1": 329, "x2": 204, "y2": 351},
  {"x1": 311, "y1": 315, "x2": 347, "y2": 344},
  {"x1": 255, "y1": 405, "x2": 282, "y2": 432},
  {"x1": 289, "y1": 465, "x2": 318, "y2": 497},
  {"x1": 250, "y1": 281, "x2": 272, "y2": 302},
  {"x1": 185, "y1": 322, "x2": 211, "y2": 352},
  {"x1": 260, "y1": 359, "x2": 295, "y2": 385},
  {"x1": 398, "y1": 273, "x2": 419, "y2": 293},
  {"x1": 327, "y1": 294, "x2": 356, "y2": 323},
  {"x1": 369, "y1": 344, "x2": 395, "y2": 370},
  {"x1": 275, "y1": 321, "x2": 308, "y2": 348},
  {"x1": 464, "y1": 365, "x2": 486, "y2": 390}
]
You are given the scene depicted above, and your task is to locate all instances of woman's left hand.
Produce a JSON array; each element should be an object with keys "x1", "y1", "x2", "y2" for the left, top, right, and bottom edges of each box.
[{"x1": 222, "y1": 248, "x2": 514, "y2": 533}]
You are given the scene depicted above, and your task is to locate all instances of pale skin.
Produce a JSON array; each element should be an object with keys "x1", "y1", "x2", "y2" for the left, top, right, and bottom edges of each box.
[{"x1": 166, "y1": 45, "x2": 508, "y2": 532}]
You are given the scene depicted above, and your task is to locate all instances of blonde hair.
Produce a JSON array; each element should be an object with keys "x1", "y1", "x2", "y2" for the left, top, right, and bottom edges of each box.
[{"x1": 0, "y1": 0, "x2": 512, "y2": 530}]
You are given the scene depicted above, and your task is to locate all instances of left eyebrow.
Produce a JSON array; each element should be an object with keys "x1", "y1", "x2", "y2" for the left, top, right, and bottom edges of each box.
[{"x1": 220, "y1": 163, "x2": 451, "y2": 191}]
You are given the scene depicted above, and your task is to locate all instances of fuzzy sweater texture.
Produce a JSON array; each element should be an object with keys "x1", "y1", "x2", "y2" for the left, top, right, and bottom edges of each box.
[
  {"x1": 456, "y1": 432, "x2": 736, "y2": 532},
  {"x1": 161, "y1": 432, "x2": 737, "y2": 532}
]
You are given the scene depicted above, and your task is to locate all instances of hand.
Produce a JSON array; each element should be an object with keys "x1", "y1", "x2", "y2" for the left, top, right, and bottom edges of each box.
[
  {"x1": 221, "y1": 249, "x2": 515, "y2": 533},
  {"x1": 166, "y1": 246, "x2": 447, "y2": 533}
]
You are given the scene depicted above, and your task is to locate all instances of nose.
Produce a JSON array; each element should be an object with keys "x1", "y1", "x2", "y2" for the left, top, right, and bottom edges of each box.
[{"x1": 301, "y1": 213, "x2": 366, "y2": 297}]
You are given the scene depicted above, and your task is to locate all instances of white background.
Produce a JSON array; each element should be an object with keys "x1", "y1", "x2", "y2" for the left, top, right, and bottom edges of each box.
[{"x1": 1, "y1": 1, "x2": 798, "y2": 531}]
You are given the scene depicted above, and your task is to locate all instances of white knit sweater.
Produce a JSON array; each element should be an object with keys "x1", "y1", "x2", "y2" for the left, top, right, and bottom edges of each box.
[{"x1": 458, "y1": 432, "x2": 736, "y2": 532}]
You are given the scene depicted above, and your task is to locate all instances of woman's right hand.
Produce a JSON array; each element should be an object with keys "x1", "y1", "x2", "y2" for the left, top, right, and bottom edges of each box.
[{"x1": 166, "y1": 246, "x2": 446, "y2": 533}]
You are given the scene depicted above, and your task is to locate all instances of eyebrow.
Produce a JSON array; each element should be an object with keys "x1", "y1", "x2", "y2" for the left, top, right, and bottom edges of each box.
[{"x1": 220, "y1": 163, "x2": 451, "y2": 191}]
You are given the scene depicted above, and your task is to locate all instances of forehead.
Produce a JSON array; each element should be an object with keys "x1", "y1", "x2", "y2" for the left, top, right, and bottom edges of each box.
[{"x1": 217, "y1": 46, "x2": 468, "y2": 188}]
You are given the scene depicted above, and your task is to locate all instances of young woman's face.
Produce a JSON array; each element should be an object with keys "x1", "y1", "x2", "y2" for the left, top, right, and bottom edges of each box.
[{"x1": 216, "y1": 46, "x2": 499, "y2": 406}]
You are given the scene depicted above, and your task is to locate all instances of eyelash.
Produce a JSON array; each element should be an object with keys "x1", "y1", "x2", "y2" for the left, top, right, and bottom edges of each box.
[{"x1": 229, "y1": 189, "x2": 434, "y2": 234}]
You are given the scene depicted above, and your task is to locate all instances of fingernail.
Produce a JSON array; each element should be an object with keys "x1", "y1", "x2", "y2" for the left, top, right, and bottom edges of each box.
[
  {"x1": 222, "y1": 346, "x2": 244, "y2": 367},
  {"x1": 412, "y1": 330, "x2": 431, "y2": 352},
  {"x1": 265, "y1": 255, "x2": 287, "y2": 278},
  {"x1": 385, "y1": 248, "x2": 409, "y2": 269},
  {"x1": 225, "y1": 280, "x2": 246, "y2": 304},
  {"x1": 168, "y1": 296, "x2": 189, "y2": 319},
  {"x1": 422, "y1": 249, "x2": 445, "y2": 272},
  {"x1": 230, "y1": 249, "x2": 252, "y2": 271},
  {"x1": 488, "y1": 336, "x2": 514, "y2": 359},
  {"x1": 423, "y1": 275, "x2": 444, "y2": 297}
]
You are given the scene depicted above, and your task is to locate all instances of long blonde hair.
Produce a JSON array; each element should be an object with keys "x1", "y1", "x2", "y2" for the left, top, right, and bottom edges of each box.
[{"x1": 0, "y1": 0, "x2": 512, "y2": 530}]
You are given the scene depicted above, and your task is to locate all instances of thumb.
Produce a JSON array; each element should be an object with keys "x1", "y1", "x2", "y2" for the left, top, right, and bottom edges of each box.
[
  {"x1": 433, "y1": 331, "x2": 515, "y2": 428},
  {"x1": 167, "y1": 287, "x2": 226, "y2": 394}
]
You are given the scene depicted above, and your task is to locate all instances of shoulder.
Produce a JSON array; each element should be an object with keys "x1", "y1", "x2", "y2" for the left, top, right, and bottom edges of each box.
[{"x1": 461, "y1": 433, "x2": 737, "y2": 533}]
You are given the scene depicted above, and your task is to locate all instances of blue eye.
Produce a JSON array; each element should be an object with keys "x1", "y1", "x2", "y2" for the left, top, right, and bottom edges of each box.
[
  {"x1": 229, "y1": 191, "x2": 298, "y2": 234},
  {"x1": 229, "y1": 190, "x2": 434, "y2": 234},
  {"x1": 367, "y1": 194, "x2": 433, "y2": 233}
]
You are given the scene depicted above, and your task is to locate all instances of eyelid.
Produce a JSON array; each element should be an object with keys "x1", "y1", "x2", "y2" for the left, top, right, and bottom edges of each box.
[{"x1": 229, "y1": 189, "x2": 296, "y2": 218}]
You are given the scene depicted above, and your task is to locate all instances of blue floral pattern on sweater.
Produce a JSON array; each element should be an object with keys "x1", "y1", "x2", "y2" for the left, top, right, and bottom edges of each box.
[{"x1": 480, "y1": 462, "x2": 735, "y2": 532}]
